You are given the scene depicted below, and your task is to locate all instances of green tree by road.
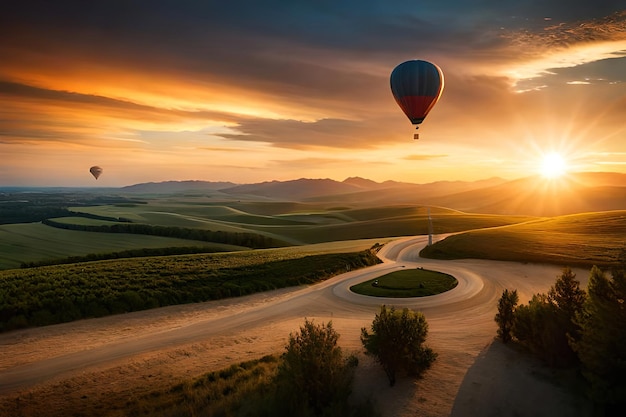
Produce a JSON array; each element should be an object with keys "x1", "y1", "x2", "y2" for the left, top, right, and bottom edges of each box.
[{"x1": 361, "y1": 305, "x2": 437, "y2": 386}]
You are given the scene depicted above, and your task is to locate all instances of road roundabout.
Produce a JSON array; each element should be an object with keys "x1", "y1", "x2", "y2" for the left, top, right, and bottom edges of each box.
[{"x1": 331, "y1": 235, "x2": 484, "y2": 310}]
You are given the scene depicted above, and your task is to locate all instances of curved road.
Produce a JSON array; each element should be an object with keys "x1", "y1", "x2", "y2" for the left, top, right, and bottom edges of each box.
[{"x1": 0, "y1": 235, "x2": 586, "y2": 405}]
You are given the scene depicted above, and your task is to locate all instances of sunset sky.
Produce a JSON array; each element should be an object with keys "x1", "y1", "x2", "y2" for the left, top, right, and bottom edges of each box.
[{"x1": 1, "y1": 1, "x2": 625, "y2": 187}]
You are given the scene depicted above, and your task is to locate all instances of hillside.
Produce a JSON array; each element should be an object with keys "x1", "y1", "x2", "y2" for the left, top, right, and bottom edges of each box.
[
  {"x1": 420, "y1": 210, "x2": 626, "y2": 267},
  {"x1": 121, "y1": 180, "x2": 237, "y2": 193},
  {"x1": 428, "y1": 173, "x2": 626, "y2": 216},
  {"x1": 117, "y1": 172, "x2": 626, "y2": 216}
]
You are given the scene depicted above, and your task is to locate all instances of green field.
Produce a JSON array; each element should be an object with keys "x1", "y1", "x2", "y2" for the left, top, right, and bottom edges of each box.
[
  {"x1": 3, "y1": 190, "x2": 625, "y2": 271},
  {"x1": 350, "y1": 268, "x2": 458, "y2": 297},
  {"x1": 71, "y1": 200, "x2": 534, "y2": 245},
  {"x1": 0, "y1": 194, "x2": 536, "y2": 269},
  {"x1": 0, "y1": 222, "x2": 246, "y2": 270},
  {"x1": 420, "y1": 210, "x2": 626, "y2": 267}
]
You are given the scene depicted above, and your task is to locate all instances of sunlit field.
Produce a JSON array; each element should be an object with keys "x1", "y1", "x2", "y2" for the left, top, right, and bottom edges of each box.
[
  {"x1": 421, "y1": 210, "x2": 626, "y2": 267},
  {"x1": 0, "y1": 195, "x2": 535, "y2": 269},
  {"x1": 0, "y1": 222, "x2": 243, "y2": 270},
  {"x1": 70, "y1": 198, "x2": 535, "y2": 244}
]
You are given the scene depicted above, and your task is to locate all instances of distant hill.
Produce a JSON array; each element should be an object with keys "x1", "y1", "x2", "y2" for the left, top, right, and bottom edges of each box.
[
  {"x1": 428, "y1": 173, "x2": 626, "y2": 216},
  {"x1": 121, "y1": 180, "x2": 237, "y2": 193},
  {"x1": 220, "y1": 178, "x2": 363, "y2": 199},
  {"x1": 118, "y1": 172, "x2": 626, "y2": 216},
  {"x1": 343, "y1": 176, "x2": 391, "y2": 189}
]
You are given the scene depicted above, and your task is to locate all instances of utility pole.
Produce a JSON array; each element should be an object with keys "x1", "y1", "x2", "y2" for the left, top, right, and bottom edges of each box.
[{"x1": 427, "y1": 207, "x2": 433, "y2": 246}]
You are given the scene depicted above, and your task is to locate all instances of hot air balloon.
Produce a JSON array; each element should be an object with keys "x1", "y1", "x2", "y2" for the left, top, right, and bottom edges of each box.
[
  {"x1": 89, "y1": 166, "x2": 103, "y2": 180},
  {"x1": 390, "y1": 60, "x2": 444, "y2": 139}
]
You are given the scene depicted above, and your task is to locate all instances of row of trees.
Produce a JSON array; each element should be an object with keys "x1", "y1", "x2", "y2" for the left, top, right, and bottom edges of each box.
[
  {"x1": 270, "y1": 306, "x2": 436, "y2": 416},
  {"x1": 495, "y1": 263, "x2": 626, "y2": 414},
  {"x1": 43, "y1": 218, "x2": 289, "y2": 248},
  {"x1": 0, "y1": 191, "x2": 144, "y2": 224},
  {"x1": 2, "y1": 251, "x2": 381, "y2": 332},
  {"x1": 20, "y1": 246, "x2": 227, "y2": 268}
]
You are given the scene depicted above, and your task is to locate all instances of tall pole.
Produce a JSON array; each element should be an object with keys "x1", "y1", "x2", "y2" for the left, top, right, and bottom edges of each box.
[{"x1": 427, "y1": 207, "x2": 433, "y2": 246}]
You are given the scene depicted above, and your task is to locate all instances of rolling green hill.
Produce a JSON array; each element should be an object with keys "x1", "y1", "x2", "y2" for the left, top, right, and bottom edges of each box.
[
  {"x1": 420, "y1": 210, "x2": 626, "y2": 267},
  {"x1": 3, "y1": 173, "x2": 625, "y2": 270},
  {"x1": 0, "y1": 222, "x2": 245, "y2": 270}
]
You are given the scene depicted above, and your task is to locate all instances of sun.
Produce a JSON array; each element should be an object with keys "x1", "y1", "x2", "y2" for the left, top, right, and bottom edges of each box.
[{"x1": 540, "y1": 152, "x2": 567, "y2": 178}]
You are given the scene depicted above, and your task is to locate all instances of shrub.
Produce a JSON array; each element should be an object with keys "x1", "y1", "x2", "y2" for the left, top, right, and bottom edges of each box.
[
  {"x1": 274, "y1": 319, "x2": 357, "y2": 415},
  {"x1": 361, "y1": 305, "x2": 436, "y2": 386}
]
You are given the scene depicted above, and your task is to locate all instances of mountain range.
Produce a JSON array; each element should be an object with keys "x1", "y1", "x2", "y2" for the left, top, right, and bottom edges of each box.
[{"x1": 120, "y1": 172, "x2": 626, "y2": 217}]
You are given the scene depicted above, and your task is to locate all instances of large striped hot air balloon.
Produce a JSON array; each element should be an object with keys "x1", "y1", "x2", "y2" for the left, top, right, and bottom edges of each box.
[{"x1": 390, "y1": 60, "x2": 444, "y2": 139}]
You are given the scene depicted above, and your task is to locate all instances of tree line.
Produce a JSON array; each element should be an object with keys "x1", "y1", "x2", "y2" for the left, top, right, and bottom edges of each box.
[
  {"x1": 43, "y1": 218, "x2": 289, "y2": 249},
  {"x1": 495, "y1": 258, "x2": 626, "y2": 415},
  {"x1": 20, "y1": 246, "x2": 231, "y2": 268},
  {"x1": 0, "y1": 191, "x2": 145, "y2": 224}
]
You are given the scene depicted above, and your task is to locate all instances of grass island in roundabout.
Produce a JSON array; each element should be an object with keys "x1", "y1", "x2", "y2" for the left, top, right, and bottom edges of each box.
[{"x1": 350, "y1": 267, "x2": 458, "y2": 297}]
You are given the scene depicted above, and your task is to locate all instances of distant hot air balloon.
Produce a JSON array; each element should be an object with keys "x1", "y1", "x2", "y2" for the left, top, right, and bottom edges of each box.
[
  {"x1": 89, "y1": 166, "x2": 103, "y2": 180},
  {"x1": 390, "y1": 60, "x2": 444, "y2": 139}
]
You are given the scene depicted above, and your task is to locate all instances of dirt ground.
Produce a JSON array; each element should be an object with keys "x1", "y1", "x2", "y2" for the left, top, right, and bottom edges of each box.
[{"x1": 0, "y1": 290, "x2": 591, "y2": 417}]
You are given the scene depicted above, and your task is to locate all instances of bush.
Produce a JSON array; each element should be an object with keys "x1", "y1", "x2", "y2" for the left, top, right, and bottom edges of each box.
[
  {"x1": 273, "y1": 319, "x2": 358, "y2": 416},
  {"x1": 361, "y1": 305, "x2": 436, "y2": 386}
]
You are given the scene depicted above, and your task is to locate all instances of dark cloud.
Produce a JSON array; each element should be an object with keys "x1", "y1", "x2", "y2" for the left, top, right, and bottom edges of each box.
[
  {"x1": 503, "y1": 10, "x2": 626, "y2": 51},
  {"x1": 3, "y1": 2, "x2": 623, "y2": 110},
  {"x1": 215, "y1": 117, "x2": 396, "y2": 149}
]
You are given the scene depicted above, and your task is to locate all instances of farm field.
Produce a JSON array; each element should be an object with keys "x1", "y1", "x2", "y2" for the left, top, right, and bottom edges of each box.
[
  {"x1": 69, "y1": 197, "x2": 537, "y2": 245},
  {"x1": 0, "y1": 190, "x2": 537, "y2": 269},
  {"x1": 421, "y1": 210, "x2": 626, "y2": 267},
  {"x1": 0, "y1": 222, "x2": 244, "y2": 270}
]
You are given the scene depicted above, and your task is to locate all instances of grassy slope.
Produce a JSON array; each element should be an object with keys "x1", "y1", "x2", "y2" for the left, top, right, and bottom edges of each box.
[
  {"x1": 60, "y1": 202, "x2": 536, "y2": 250},
  {"x1": 0, "y1": 223, "x2": 244, "y2": 270},
  {"x1": 420, "y1": 210, "x2": 626, "y2": 267},
  {"x1": 12, "y1": 192, "x2": 623, "y2": 271}
]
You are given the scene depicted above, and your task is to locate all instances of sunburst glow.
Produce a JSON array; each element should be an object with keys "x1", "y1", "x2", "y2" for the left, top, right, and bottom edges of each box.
[{"x1": 540, "y1": 152, "x2": 567, "y2": 178}]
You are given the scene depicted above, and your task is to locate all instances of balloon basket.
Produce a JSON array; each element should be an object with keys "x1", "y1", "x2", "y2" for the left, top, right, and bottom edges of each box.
[{"x1": 413, "y1": 133, "x2": 419, "y2": 140}]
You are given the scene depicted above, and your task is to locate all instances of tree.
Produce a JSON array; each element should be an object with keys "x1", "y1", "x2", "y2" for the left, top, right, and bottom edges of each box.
[
  {"x1": 274, "y1": 319, "x2": 357, "y2": 416},
  {"x1": 548, "y1": 267, "x2": 587, "y2": 319},
  {"x1": 512, "y1": 293, "x2": 549, "y2": 349},
  {"x1": 572, "y1": 265, "x2": 626, "y2": 414},
  {"x1": 511, "y1": 269, "x2": 586, "y2": 367},
  {"x1": 494, "y1": 289, "x2": 518, "y2": 344},
  {"x1": 361, "y1": 305, "x2": 436, "y2": 386},
  {"x1": 547, "y1": 267, "x2": 586, "y2": 366}
]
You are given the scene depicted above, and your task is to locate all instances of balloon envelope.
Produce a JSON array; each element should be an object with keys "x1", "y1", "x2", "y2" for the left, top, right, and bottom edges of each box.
[
  {"x1": 89, "y1": 166, "x2": 103, "y2": 180},
  {"x1": 390, "y1": 60, "x2": 444, "y2": 125}
]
